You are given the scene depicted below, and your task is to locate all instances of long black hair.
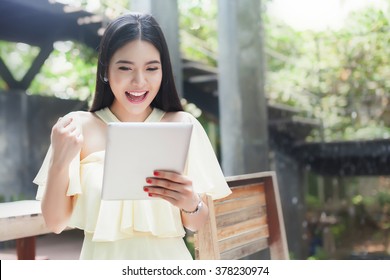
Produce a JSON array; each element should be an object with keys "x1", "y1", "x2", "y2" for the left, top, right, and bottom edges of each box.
[{"x1": 89, "y1": 13, "x2": 183, "y2": 112}]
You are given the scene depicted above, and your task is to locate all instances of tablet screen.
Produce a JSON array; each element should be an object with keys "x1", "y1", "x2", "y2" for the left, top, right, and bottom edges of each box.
[{"x1": 101, "y1": 122, "x2": 193, "y2": 200}]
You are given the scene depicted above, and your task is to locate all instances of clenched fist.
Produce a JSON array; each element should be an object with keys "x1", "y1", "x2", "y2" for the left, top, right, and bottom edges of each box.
[{"x1": 50, "y1": 114, "x2": 83, "y2": 167}]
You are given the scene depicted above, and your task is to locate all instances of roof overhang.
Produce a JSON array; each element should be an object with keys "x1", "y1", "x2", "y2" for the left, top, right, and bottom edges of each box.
[
  {"x1": 293, "y1": 139, "x2": 390, "y2": 176},
  {"x1": 0, "y1": 0, "x2": 102, "y2": 49}
]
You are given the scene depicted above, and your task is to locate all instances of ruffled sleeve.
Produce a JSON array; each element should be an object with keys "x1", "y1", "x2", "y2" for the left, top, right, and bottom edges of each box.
[
  {"x1": 186, "y1": 115, "x2": 232, "y2": 200},
  {"x1": 32, "y1": 108, "x2": 231, "y2": 242},
  {"x1": 32, "y1": 113, "x2": 82, "y2": 200},
  {"x1": 67, "y1": 151, "x2": 187, "y2": 241}
]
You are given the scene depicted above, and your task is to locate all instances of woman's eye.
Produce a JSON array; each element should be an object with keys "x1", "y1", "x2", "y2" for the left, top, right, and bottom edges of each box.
[
  {"x1": 147, "y1": 67, "x2": 159, "y2": 71},
  {"x1": 119, "y1": 66, "x2": 132, "y2": 71}
]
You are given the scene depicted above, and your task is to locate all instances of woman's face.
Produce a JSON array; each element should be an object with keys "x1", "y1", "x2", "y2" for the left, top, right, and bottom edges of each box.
[{"x1": 107, "y1": 39, "x2": 162, "y2": 121}]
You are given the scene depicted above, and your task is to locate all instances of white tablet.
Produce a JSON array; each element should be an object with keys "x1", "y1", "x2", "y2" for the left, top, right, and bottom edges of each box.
[{"x1": 101, "y1": 122, "x2": 193, "y2": 200}]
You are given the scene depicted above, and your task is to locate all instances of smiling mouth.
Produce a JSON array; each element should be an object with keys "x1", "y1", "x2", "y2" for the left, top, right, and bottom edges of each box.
[{"x1": 125, "y1": 91, "x2": 148, "y2": 103}]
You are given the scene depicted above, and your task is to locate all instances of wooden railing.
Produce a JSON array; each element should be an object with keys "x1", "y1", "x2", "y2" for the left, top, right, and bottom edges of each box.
[
  {"x1": 0, "y1": 200, "x2": 50, "y2": 259},
  {"x1": 194, "y1": 171, "x2": 289, "y2": 260}
]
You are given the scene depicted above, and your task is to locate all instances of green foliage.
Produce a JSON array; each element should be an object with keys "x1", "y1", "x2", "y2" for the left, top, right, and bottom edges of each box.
[
  {"x1": 178, "y1": 0, "x2": 218, "y2": 66},
  {"x1": 307, "y1": 247, "x2": 329, "y2": 260},
  {"x1": 352, "y1": 194, "x2": 364, "y2": 205},
  {"x1": 0, "y1": 0, "x2": 128, "y2": 101},
  {"x1": 0, "y1": 76, "x2": 5, "y2": 89},
  {"x1": 0, "y1": 40, "x2": 96, "y2": 101},
  {"x1": 179, "y1": 1, "x2": 390, "y2": 141},
  {"x1": 0, "y1": 41, "x2": 40, "y2": 82},
  {"x1": 263, "y1": 5, "x2": 390, "y2": 141},
  {"x1": 306, "y1": 194, "x2": 321, "y2": 209},
  {"x1": 29, "y1": 42, "x2": 97, "y2": 100},
  {"x1": 184, "y1": 234, "x2": 195, "y2": 259},
  {"x1": 377, "y1": 191, "x2": 390, "y2": 208},
  {"x1": 1, "y1": 1, "x2": 390, "y2": 142},
  {"x1": 330, "y1": 223, "x2": 346, "y2": 242}
]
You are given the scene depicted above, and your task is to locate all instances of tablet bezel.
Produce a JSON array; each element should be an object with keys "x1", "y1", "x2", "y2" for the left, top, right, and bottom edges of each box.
[{"x1": 101, "y1": 122, "x2": 193, "y2": 200}]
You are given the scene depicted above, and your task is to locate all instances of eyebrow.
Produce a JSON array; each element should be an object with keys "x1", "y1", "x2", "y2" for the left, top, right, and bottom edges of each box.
[{"x1": 115, "y1": 60, "x2": 161, "y2": 65}]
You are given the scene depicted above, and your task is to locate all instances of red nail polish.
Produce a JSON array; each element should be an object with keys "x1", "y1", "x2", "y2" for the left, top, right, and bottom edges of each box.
[
  {"x1": 144, "y1": 187, "x2": 149, "y2": 192},
  {"x1": 148, "y1": 193, "x2": 153, "y2": 197},
  {"x1": 154, "y1": 171, "x2": 160, "y2": 176},
  {"x1": 146, "y1": 178, "x2": 152, "y2": 184}
]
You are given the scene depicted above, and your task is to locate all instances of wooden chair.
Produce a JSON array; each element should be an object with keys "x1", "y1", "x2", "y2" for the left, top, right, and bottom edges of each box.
[{"x1": 194, "y1": 171, "x2": 289, "y2": 260}]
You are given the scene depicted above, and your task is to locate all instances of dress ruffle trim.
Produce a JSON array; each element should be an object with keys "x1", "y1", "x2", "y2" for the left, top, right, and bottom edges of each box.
[
  {"x1": 67, "y1": 151, "x2": 186, "y2": 241},
  {"x1": 33, "y1": 108, "x2": 231, "y2": 242}
]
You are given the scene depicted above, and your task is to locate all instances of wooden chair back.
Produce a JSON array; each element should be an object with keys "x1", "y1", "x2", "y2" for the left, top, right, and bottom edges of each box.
[{"x1": 194, "y1": 171, "x2": 289, "y2": 260}]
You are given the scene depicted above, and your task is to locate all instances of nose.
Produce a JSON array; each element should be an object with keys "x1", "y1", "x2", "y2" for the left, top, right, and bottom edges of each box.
[{"x1": 131, "y1": 70, "x2": 146, "y2": 86}]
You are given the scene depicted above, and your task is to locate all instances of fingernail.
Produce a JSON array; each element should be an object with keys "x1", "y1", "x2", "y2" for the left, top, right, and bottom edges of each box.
[
  {"x1": 144, "y1": 187, "x2": 149, "y2": 192},
  {"x1": 153, "y1": 171, "x2": 160, "y2": 176},
  {"x1": 146, "y1": 178, "x2": 152, "y2": 184},
  {"x1": 148, "y1": 193, "x2": 153, "y2": 197}
]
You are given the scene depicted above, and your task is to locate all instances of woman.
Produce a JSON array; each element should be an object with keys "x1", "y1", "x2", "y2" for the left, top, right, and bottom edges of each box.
[{"x1": 33, "y1": 13, "x2": 231, "y2": 260}]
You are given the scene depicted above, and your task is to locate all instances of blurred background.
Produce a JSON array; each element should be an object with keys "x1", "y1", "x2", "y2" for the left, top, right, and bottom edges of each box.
[{"x1": 1, "y1": 0, "x2": 390, "y2": 260}]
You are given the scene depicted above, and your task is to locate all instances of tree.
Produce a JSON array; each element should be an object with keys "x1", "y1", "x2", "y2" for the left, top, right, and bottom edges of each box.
[
  {"x1": 263, "y1": 4, "x2": 390, "y2": 141},
  {"x1": 2, "y1": 0, "x2": 389, "y2": 141}
]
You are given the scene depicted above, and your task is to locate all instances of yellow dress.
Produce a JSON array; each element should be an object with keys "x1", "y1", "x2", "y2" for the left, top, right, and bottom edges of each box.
[{"x1": 33, "y1": 107, "x2": 231, "y2": 260}]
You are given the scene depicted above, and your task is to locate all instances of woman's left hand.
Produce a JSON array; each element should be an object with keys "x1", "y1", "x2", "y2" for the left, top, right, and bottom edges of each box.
[{"x1": 144, "y1": 170, "x2": 199, "y2": 212}]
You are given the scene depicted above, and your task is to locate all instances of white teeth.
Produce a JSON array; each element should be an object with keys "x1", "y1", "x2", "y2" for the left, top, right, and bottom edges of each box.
[{"x1": 127, "y1": 91, "x2": 147, "y2": 96}]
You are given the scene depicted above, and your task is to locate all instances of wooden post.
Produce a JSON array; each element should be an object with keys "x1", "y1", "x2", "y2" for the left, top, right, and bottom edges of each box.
[
  {"x1": 16, "y1": 237, "x2": 36, "y2": 260},
  {"x1": 194, "y1": 194, "x2": 220, "y2": 260}
]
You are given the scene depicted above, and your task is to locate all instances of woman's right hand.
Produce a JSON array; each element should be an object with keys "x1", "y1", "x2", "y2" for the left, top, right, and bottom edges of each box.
[{"x1": 50, "y1": 114, "x2": 83, "y2": 167}]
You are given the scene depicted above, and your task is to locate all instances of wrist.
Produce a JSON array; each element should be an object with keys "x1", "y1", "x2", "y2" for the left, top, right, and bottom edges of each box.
[
  {"x1": 49, "y1": 159, "x2": 70, "y2": 175},
  {"x1": 181, "y1": 195, "x2": 203, "y2": 215}
]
